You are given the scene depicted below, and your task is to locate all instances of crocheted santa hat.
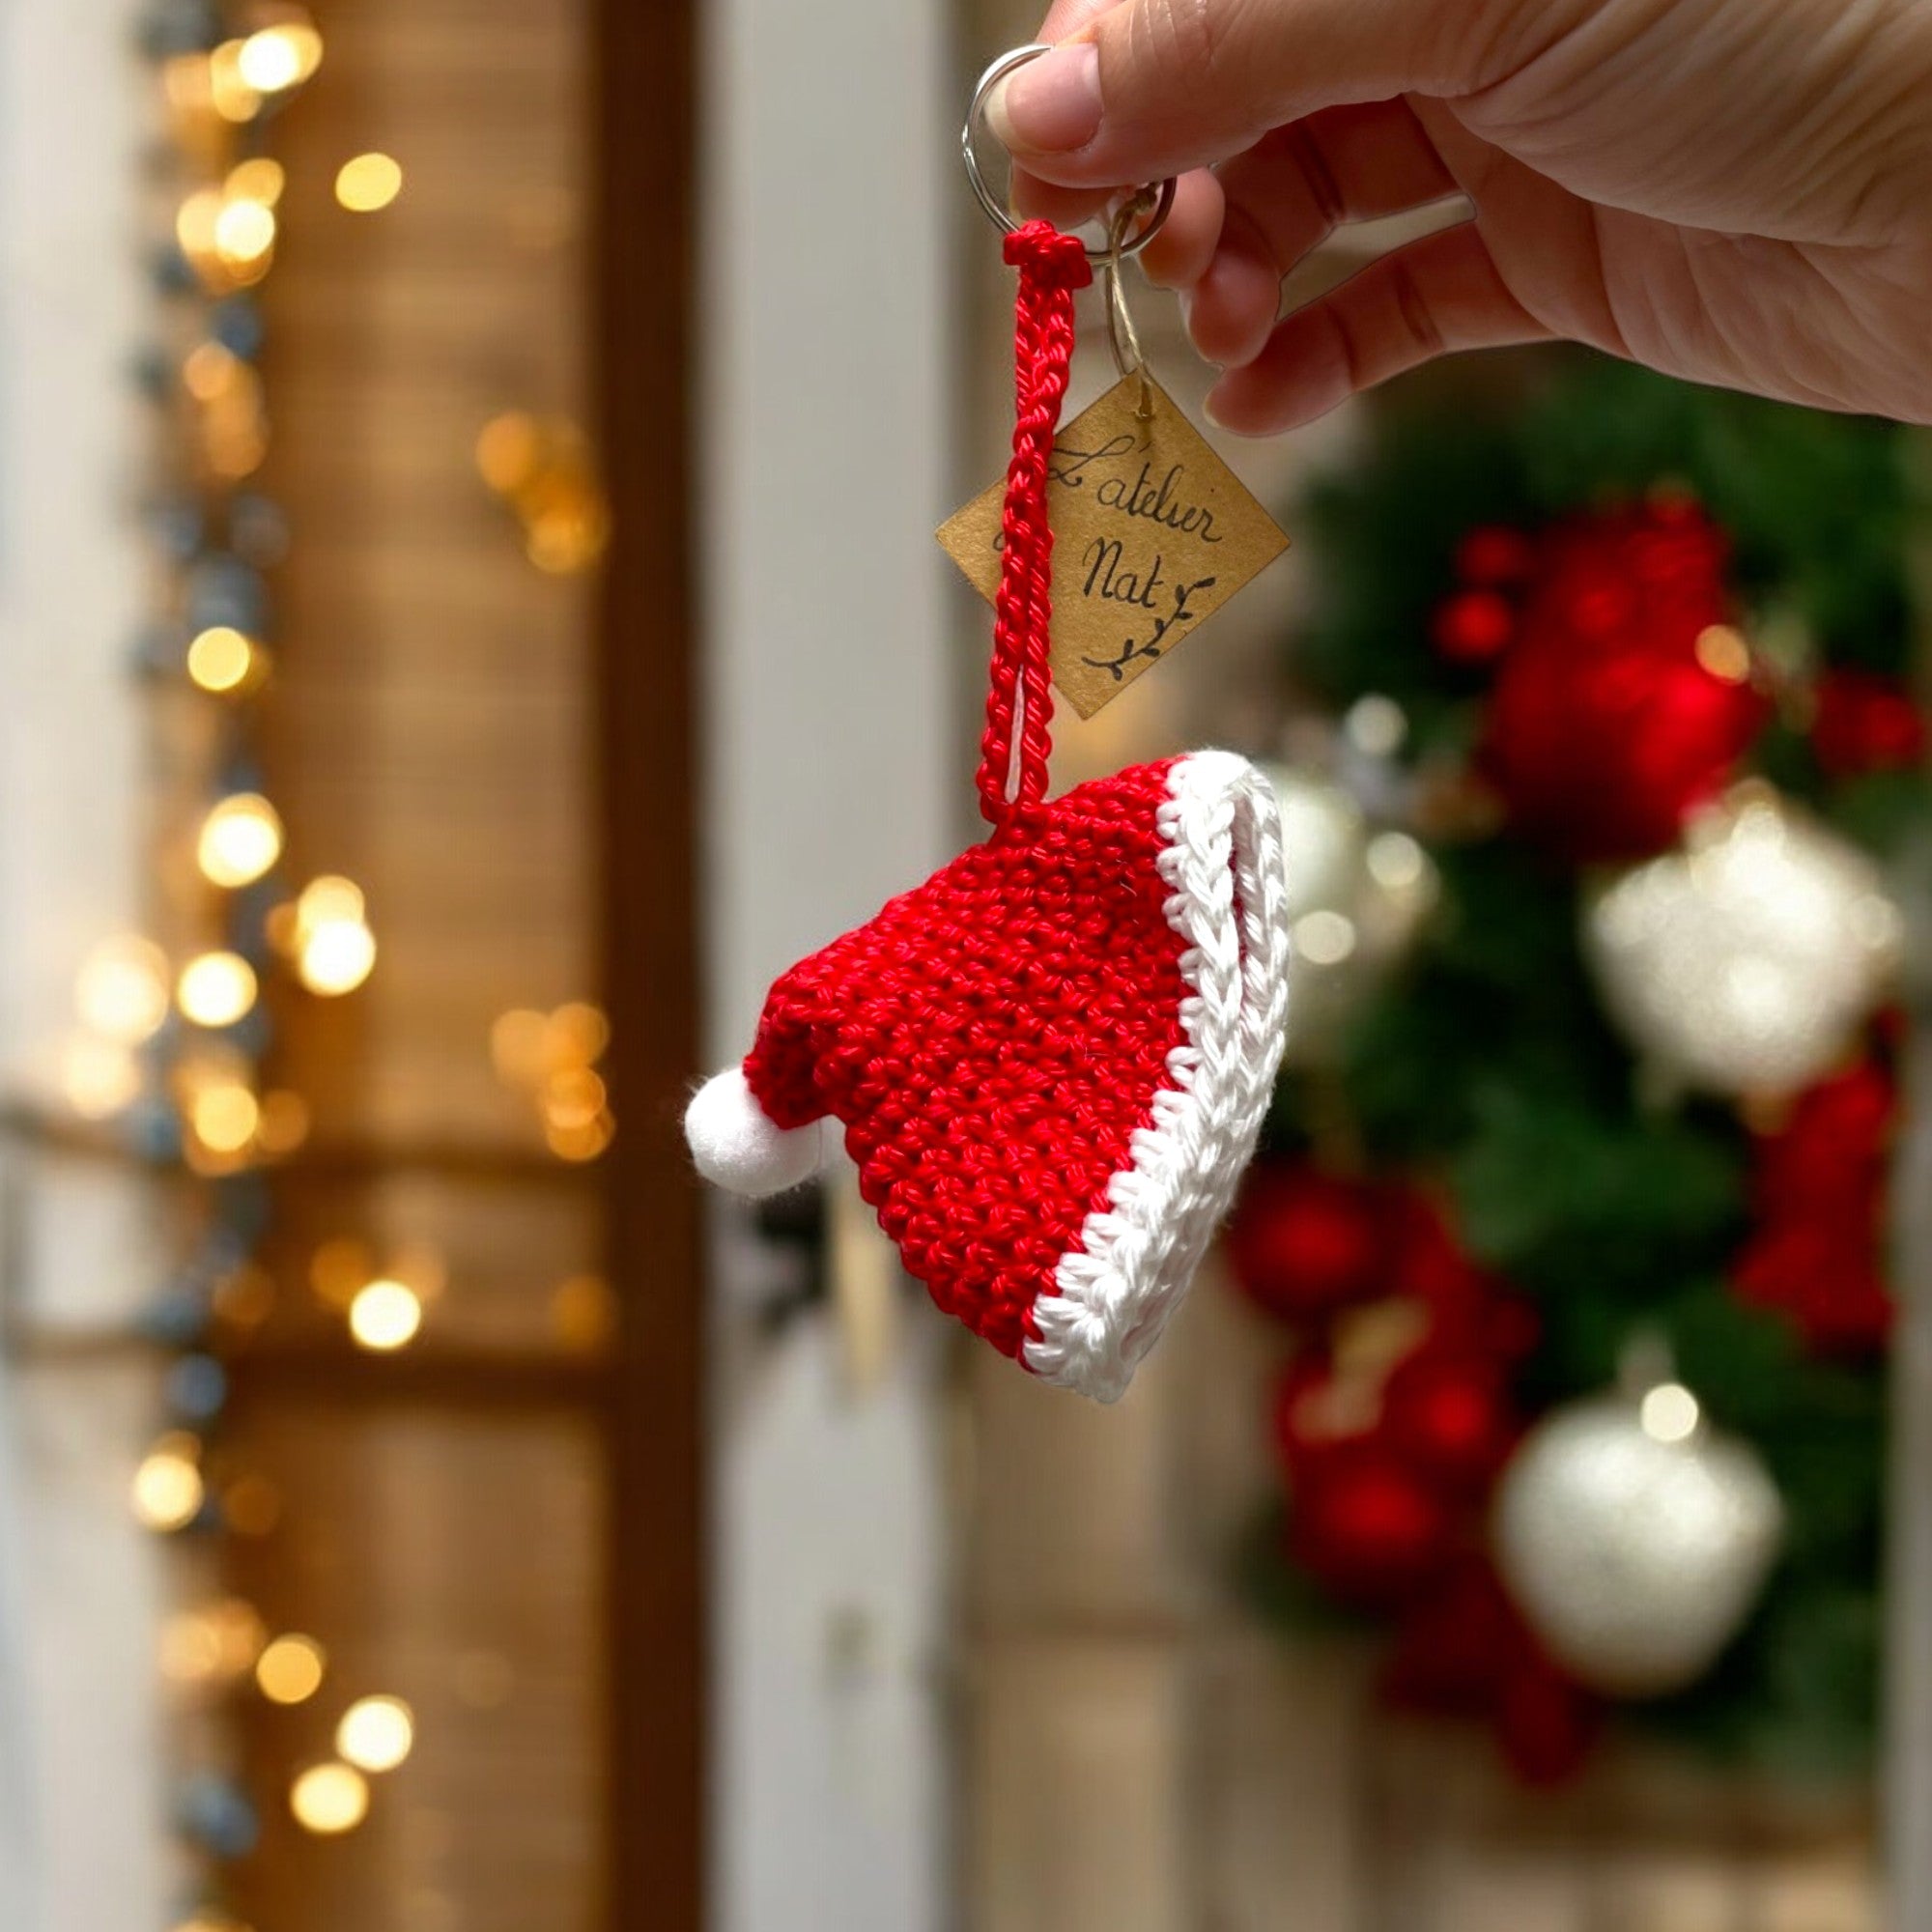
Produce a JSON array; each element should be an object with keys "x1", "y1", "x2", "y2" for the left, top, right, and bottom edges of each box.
[
  {"x1": 689, "y1": 218, "x2": 1291, "y2": 1400},
  {"x1": 687, "y1": 748, "x2": 1289, "y2": 1401}
]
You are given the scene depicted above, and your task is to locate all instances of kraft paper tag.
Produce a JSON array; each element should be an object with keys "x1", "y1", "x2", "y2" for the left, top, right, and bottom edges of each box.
[{"x1": 937, "y1": 374, "x2": 1291, "y2": 719}]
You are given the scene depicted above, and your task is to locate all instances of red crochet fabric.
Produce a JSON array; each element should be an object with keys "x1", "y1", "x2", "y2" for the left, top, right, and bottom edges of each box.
[
  {"x1": 980, "y1": 219, "x2": 1091, "y2": 832},
  {"x1": 684, "y1": 218, "x2": 1293, "y2": 1400},
  {"x1": 746, "y1": 758, "x2": 1188, "y2": 1359}
]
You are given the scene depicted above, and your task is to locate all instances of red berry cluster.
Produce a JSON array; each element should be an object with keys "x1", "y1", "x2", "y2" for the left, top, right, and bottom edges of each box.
[
  {"x1": 1730, "y1": 1049, "x2": 1899, "y2": 1354},
  {"x1": 1432, "y1": 500, "x2": 1927, "y2": 861},
  {"x1": 1229, "y1": 1164, "x2": 1595, "y2": 1779},
  {"x1": 1443, "y1": 501, "x2": 1770, "y2": 862},
  {"x1": 1812, "y1": 669, "x2": 1928, "y2": 781}
]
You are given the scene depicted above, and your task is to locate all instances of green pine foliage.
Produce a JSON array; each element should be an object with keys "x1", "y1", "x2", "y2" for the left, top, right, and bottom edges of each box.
[{"x1": 1272, "y1": 348, "x2": 1925, "y2": 1776}]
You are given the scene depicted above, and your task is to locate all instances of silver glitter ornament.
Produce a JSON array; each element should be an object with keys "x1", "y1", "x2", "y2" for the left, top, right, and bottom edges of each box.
[
  {"x1": 1494, "y1": 1378, "x2": 1783, "y2": 1697},
  {"x1": 1582, "y1": 787, "x2": 1901, "y2": 1097},
  {"x1": 1263, "y1": 763, "x2": 1436, "y2": 1064}
]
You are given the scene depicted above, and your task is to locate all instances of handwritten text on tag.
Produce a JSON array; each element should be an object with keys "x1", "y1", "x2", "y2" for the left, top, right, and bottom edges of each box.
[{"x1": 938, "y1": 374, "x2": 1290, "y2": 719}]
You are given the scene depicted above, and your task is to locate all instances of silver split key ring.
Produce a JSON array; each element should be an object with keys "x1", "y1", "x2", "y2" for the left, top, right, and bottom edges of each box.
[{"x1": 961, "y1": 43, "x2": 1177, "y2": 263}]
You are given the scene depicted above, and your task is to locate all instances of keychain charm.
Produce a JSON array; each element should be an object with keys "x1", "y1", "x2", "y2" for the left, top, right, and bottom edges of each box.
[{"x1": 685, "y1": 59, "x2": 1293, "y2": 1403}]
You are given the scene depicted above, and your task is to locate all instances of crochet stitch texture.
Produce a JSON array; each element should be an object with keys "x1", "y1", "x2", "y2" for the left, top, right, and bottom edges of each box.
[
  {"x1": 737, "y1": 750, "x2": 1288, "y2": 1398},
  {"x1": 685, "y1": 219, "x2": 1293, "y2": 1399}
]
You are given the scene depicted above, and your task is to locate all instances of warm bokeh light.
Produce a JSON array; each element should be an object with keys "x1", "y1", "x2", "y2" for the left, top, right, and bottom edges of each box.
[
  {"x1": 336, "y1": 1695, "x2": 415, "y2": 1773},
  {"x1": 207, "y1": 41, "x2": 263, "y2": 122},
  {"x1": 161, "y1": 1599, "x2": 267, "y2": 1686},
  {"x1": 160, "y1": 51, "x2": 214, "y2": 117},
  {"x1": 175, "y1": 187, "x2": 221, "y2": 264},
  {"x1": 213, "y1": 196, "x2": 276, "y2": 270},
  {"x1": 189, "y1": 1082, "x2": 260, "y2": 1155},
  {"x1": 310, "y1": 1236, "x2": 375, "y2": 1311},
  {"x1": 545, "y1": 1111, "x2": 614, "y2": 1162},
  {"x1": 349, "y1": 1279, "x2": 423, "y2": 1352},
  {"x1": 203, "y1": 386, "x2": 269, "y2": 480},
  {"x1": 475, "y1": 412, "x2": 610, "y2": 573},
  {"x1": 256, "y1": 1634, "x2": 327, "y2": 1706},
  {"x1": 236, "y1": 21, "x2": 324, "y2": 94},
  {"x1": 298, "y1": 917, "x2": 377, "y2": 995},
  {"x1": 1366, "y1": 830, "x2": 1428, "y2": 892},
  {"x1": 197, "y1": 794, "x2": 284, "y2": 888},
  {"x1": 61, "y1": 1035, "x2": 142, "y2": 1121},
  {"x1": 290, "y1": 1762, "x2": 368, "y2": 1835},
  {"x1": 549, "y1": 1000, "x2": 611, "y2": 1063},
  {"x1": 226, "y1": 156, "x2": 285, "y2": 206},
  {"x1": 526, "y1": 500, "x2": 610, "y2": 575},
  {"x1": 1694, "y1": 622, "x2": 1752, "y2": 685},
  {"x1": 178, "y1": 951, "x2": 259, "y2": 1028},
  {"x1": 474, "y1": 412, "x2": 540, "y2": 493},
  {"x1": 1293, "y1": 909, "x2": 1358, "y2": 968},
  {"x1": 297, "y1": 874, "x2": 364, "y2": 926},
  {"x1": 334, "y1": 152, "x2": 403, "y2": 213},
  {"x1": 186, "y1": 625, "x2": 260, "y2": 693},
  {"x1": 1343, "y1": 693, "x2": 1407, "y2": 758},
  {"x1": 159, "y1": 1612, "x2": 221, "y2": 1686},
  {"x1": 543, "y1": 1065, "x2": 607, "y2": 1132},
  {"x1": 76, "y1": 934, "x2": 171, "y2": 1043},
  {"x1": 183, "y1": 340, "x2": 241, "y2": 402},
  {"x1": 494, "y1": 1001, "x2": 614, "y2": 1153},
  {"x1": 1640, "y1": 1381, "x2": 1703, "y2": 1444},
  {"x1": 131, "y1": 1435, "x2": 205, "y2": 1532},
  {"x1": 292, "y1": 875, "x2": 377, "y2": 994}
]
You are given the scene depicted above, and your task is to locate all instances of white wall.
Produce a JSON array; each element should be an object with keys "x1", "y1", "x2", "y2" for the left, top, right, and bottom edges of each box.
[
  {"x1": 698, "y1": 1, "x2": 954, "y2": 1928},
  {"x1": 0, "y1": 1, "x2": 171, "y2": 1925}
]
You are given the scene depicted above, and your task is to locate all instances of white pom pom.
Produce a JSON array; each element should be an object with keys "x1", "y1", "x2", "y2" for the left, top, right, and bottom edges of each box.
[{"x1": 685, "y1": 1066, "x2": 829, "y2": 1197}]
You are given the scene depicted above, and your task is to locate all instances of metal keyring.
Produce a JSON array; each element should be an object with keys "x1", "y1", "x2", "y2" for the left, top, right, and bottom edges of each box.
[{"x1": 962, "y1": 43, "x2": 1176, "y2": 263}]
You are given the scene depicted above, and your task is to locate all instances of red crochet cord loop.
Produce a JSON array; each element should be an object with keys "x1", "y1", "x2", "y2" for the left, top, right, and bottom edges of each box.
[{"x1": 977, "y1": 220, "x2": 1093, "y2": 833}]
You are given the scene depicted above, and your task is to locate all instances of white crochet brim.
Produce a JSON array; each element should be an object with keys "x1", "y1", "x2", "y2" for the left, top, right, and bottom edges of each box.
[{"x1": 1023, "y1": 751, "x2": 1292, "y2": 1403}]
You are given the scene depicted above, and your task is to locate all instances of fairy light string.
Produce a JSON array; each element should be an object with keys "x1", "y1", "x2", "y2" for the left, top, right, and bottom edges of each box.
[{"x1": 111, "y1": 7, "x2": 411, "y2": 1921}]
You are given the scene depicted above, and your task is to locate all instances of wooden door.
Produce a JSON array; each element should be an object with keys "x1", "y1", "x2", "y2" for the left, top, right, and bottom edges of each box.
[{"x1": 213, "y1": 2, "x2": 703, "y2": 1927}]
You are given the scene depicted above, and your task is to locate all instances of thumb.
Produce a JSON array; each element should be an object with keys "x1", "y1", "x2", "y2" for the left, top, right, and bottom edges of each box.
[{"x1": 988, "y1": 0, "x2": 1492, "y2": 187}]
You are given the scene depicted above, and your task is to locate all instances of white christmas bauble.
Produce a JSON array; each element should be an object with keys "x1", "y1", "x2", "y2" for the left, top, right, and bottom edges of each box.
[
  {"x1": 1582, "y1": 787, "x2": 1900, "y2": 1096},
  {"x1": 1494, "y1": 1384, "x2": 1783, "y2": 1697},
  {"x1": 1263, "y1": 764, "x2": 1435, "y2": 1063}
]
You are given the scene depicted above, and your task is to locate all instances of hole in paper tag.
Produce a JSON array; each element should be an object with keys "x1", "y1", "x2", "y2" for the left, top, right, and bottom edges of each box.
[{"x1": 938, "y1": 374, "x2": 1291, "y2": 719}]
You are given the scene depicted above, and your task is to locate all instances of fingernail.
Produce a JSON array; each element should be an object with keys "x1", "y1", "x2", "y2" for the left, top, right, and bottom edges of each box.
[{"x1": 985, "y1": 43, "x2": 1102, "y2": 156}]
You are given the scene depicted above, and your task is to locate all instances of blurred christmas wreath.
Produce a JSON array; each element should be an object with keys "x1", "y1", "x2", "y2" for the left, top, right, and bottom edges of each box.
[{"x1": 1230, "y1": 352, "x2": 1929, "y2": 1786}]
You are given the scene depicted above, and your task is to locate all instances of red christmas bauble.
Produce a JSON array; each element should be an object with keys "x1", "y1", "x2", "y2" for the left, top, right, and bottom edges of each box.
[
  {"x1": 1813, "y1": 668, "x2": 1927, "y2": 781},
  {"x1": 1732, "y1": 1055, "x2": 1896, "y2": 1353},
  {"x1": 1383, "y1": 1556, "x2": 1518, "y2": 1713},
  {"x1": 1731, "y1": 1217, "x2": 1893, "y2": 1355},
  {"x1": 1455, "y1": 526, "x2": 1537, "y2": 588},
  {"x1": 1751, "y1": 1061, "x2": 1895, "y2": 1220},
  {"x1": 1389, "y1": 1190, "x2": 1541, "y2": 1361},
  {"x1": 1227, "y1": 1162, "x2": 1392, "y2": 1326},
  {"x1": 1476, "y1": 502, "x2": 1768, "y2": 863},
  {"x1": 1495, "y1": 1653, "x2": 1601, "y2": 1786},
  {"x1": 1289, "y1": 1438, "x2": 1459, "y2": 1606},
  {"x1": 1433, "y1": 588, "x2": 1517, "y2": 665},
  {"x1": 1381, "y1": 1350, "x2": 1515, "y2": 1492}
]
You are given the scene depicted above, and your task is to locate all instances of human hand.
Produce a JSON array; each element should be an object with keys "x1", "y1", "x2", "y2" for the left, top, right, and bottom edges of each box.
[{"x1": 986, "y1": 0, "x2": 1932, "y2": 430}]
